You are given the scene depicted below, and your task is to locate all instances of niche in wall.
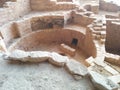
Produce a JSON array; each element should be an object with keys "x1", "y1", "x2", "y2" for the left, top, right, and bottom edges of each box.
[{"x1": 71, "y1": 38, "x2": 78, "y2": 46}]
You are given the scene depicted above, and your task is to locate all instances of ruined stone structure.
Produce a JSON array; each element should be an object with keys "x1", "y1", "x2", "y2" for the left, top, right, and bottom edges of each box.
[
  {"x1": 106, "y1": 20, "x2": 120, "y2": 54},
  {"x1": 100, "y1": 0, "x2": 120, "y2": 12},
  {"x1": 0, "y1": 0, "x2": 120, "y2": 90}
]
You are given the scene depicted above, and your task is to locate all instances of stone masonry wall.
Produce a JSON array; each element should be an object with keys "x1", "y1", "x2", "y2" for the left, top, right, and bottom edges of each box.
[
  {"x1": 0, "y1": 22, "x2": 19, "y2": 45},
  {"x1": 0, "y1": 0, "x2": 31, "y2": 26},
  {"x1": 105, "y1": 20, "x2": 120, "y2": 54},
  {"x1": 9, "y1": 29, "x2": 85, "y2": 51},
  {"x1": 99, "y1": 0, "x2": 120, "y2": 12},
  {"x1": 14, "y1": 19, "x2": 32, "y2": 37},
  {"x1": 70, "y1": 11, "x2": 95, "y2": 27},
  {"x1": 84, "y1": 27, "x2": 96, "y2": 58},
  {"x1": 30, "y1": 0, "x2": 76, "y2": 11},
  {"x1": 31, "y1": 16, "x2": 64, "y2": 31},
  {"x1": 9, "y1": 28, "x2": 96, "y2": 58},
  {"x1": 0, "y1": 18, "x2": 32, "y2": 45}
]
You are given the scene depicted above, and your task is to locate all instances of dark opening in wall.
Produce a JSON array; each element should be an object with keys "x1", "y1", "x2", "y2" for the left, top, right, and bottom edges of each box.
[
  {"x1": 48, "y1": 23, "x2": 53, "y2": 28},
  {"x1": 71, "y1": 38, "x2": 78, "y2": 46}
]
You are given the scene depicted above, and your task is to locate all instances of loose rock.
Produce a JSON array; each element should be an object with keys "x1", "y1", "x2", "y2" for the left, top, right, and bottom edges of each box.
[
  {"x1": 89, "y1": 71, "x2": 119, "y2": 90},
  {"x1": 65, "y1": 59, "x2": 88, "y2": 77},
  {"x1": 49, "y1": 52, "x2": 69, "y2": 67}
]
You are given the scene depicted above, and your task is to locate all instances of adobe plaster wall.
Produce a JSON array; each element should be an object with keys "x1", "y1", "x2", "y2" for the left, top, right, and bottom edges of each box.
[{"x1": 9, "y1": 28, "x2": 96, "y2": 58}]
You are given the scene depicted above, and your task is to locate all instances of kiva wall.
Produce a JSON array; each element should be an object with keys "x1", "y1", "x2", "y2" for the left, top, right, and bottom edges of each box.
[
  {"x1": 9, "y1": 29, "x2": 96, "y2": 58},
  {"x1": 31, "y1": 15, "x2": 64, "y2": 31},
  {"x1": 0, "y1": 15, "x2": 65, "y2": 45},
  {"x1": 30, "y1": 0, "x2": 76, "y2": 11}
]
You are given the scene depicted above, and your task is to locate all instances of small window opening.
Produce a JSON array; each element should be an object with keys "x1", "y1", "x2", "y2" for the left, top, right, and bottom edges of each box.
[
  {"x1": 48, "y1": 23, "x2": 53, "y2": 28},
  {"x1": 71, "y1": 38, "x2": 78, "y2": 46}
]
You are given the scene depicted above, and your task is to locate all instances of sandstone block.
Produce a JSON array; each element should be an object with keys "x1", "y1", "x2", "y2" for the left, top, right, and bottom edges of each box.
[
  {"x1": 100, "y1": 39, "x2": 105, "y2": 44},
  {"x1": 26, "y1": 51, "x2": 50, "y2": 62},
  {"x1": 89, "y1": 71, "x2": 119, "y2": 90},
  {"x1": 49, "y1": 52, "x2": 69, "y2": 67},
  {"x1": 6, "y1": 50, "x2": 29, "y2": 62},
  {"x1": 85, "y1": 57, "x2": 95, "y2": 67},
  {"x1": 65, "y1": 59, "x2": 88, "y2": 77},
  {"x1": 59, "y1": 43, "x2": 76, "y2": 56},
  {"x1": 5, "y1": 50, "x2": 50, "y2": 62},
  {"x1": 105, "y1": 53, "x2": 120, "y2": 66}
]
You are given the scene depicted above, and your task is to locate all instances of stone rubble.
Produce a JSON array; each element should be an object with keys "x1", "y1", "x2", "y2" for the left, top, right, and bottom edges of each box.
[
  {"x1": 65, "y1": 59, "x2": 88, "y2": 77},
  {"x1": 108, "y1": 75, "x2": 120, "y2": 84},
  {"x1": 89, "y1": 71, "x2": 119, "y2": 90},
  {"x1": 49, "y1": 52, "x2": 69, "y2": 67}
]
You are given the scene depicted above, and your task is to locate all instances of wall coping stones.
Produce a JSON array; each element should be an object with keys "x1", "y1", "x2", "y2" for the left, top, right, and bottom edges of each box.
[
  {"x1": 49, "y1": 52, "x2": 69, "y2": 67},
  {"x1": 5, "y1": 50, "x2": 50, "y2": 62},
  {"x1": 3, "y1": 50, "x2": 119, "y2": 90},
  {"x1": 4, "y1": 49, "x2": 88, "y2": 77}
]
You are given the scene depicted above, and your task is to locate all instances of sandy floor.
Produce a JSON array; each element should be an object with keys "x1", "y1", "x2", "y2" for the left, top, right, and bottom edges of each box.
[{"x1": 0, "y1": 55, "x2": 95, "y2": 90}]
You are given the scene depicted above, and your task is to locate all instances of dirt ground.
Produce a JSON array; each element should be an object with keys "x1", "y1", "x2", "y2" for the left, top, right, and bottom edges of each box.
[{"x1": 0, "y1": 55, "x2": 95, "y2": 90}]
